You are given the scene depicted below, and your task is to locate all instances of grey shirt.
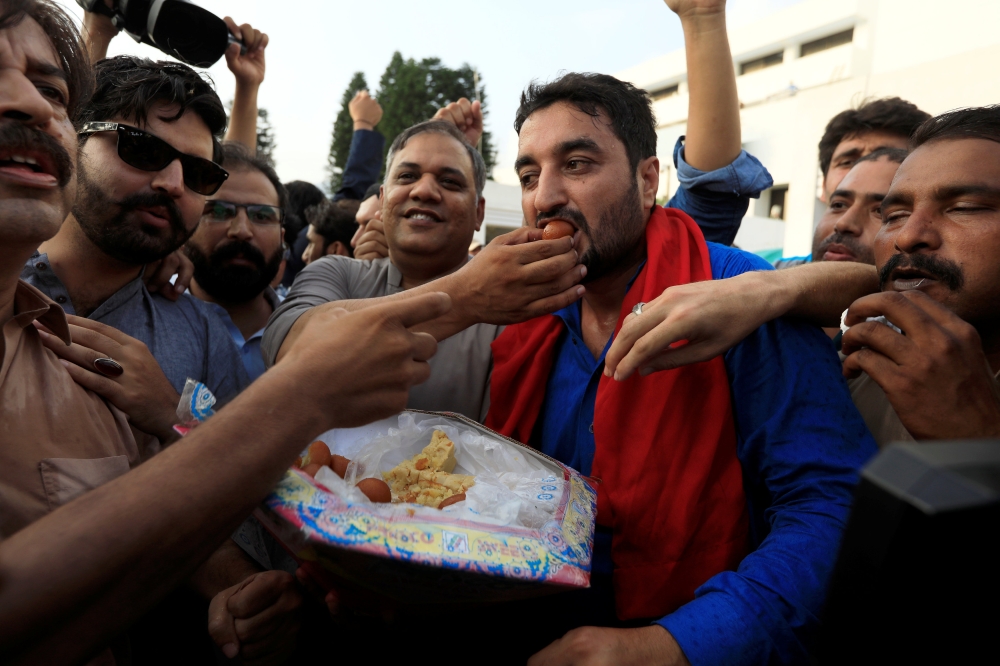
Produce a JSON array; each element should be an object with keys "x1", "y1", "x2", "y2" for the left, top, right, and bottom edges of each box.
[
  {"x1": 23, "y1": 252, "x2": 250, "y2": 404},
  {"x1": 262, "y1": 256, "x2": 499, "y2": 422}
]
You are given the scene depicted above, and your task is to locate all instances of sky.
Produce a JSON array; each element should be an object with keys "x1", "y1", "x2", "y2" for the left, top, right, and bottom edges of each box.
[{"x1": 54, "y1": 0, "x2": 805, "y2": 190}]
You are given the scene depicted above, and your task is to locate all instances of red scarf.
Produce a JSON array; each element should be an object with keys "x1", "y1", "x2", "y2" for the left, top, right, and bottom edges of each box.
[{"x1": 486, "y1": 206, "x2": 748, "y2": 619}]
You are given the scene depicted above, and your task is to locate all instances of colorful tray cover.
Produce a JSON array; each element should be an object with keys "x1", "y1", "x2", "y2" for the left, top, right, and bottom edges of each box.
[{"x1": 257, "y1": 411, "x2": 596, "y2": 604}]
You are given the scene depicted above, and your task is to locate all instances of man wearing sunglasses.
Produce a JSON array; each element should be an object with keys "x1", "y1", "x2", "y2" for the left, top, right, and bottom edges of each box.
[
  {"x1": 20, "y1": 54, "x2": 250, "y2": 410},
  {"x1": 185, "y1": 142, "x2": 287, "y2": 382}
]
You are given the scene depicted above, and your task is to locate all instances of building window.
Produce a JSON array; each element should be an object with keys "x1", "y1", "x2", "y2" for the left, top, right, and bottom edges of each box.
[
  {"x1": 649, "y1": 83, "x2": 679, "y2": 101},
  {"x1": 800, "y1": 28, "x2": 854, "y2": 57},
  {"x1": 769, "y1": 186, "x2": 788, "y2": 220},
  {"x1": 740, "y1": 51, "x2": 784, "y2": 75}
]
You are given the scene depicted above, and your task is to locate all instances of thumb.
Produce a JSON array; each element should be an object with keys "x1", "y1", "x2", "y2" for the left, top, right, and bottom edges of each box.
[
  {"x1": 207, "y1": 587, "x2": 240, "y2": 659},
  {"x1": 376, "y1": 291, "x2": 452, "y2": 330}
]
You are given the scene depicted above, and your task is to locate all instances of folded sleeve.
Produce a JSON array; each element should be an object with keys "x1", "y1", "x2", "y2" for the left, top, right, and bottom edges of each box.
[
  {"x1": 666, "y1": 136, "x2": 773, "y2": 246},
  {"x1": 657, "y1": 269, "x2": 877, "y2": 664},
  {"x1": 333, "y1": 129, "x2": 385, "y2": 202}
]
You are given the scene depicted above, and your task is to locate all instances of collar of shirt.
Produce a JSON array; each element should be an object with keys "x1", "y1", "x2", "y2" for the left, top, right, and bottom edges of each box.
[
  {"x1": 23, "y1": 251, "x2": 145, "y2": 320},
  {"x1": 9, "y1": 280, "x2": 71, "y2": 344}
]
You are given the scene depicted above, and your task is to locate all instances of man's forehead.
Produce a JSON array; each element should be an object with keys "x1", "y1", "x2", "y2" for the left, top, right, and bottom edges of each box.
[
  {"x1": 216, "y1": 168, "x2": 278, "y2": 205},
  {"x1": 834, "y1": 130, "x2": 909, "y2": 158},
  {"x1": 518, "y1": 101, "x2": 618, "y2": 154},
  {"x1": 840, "y1": 158, "x2": 899, "y2": 194},
  {"x1": 891, "y1": 138, "x2": 1000, "y2": 195},
  {"x1": 392, "y1": 132, "x2": 472, "y2": 176},
  {"x1": 0, "y1": 16, "x2": 62, "y2": 74}
]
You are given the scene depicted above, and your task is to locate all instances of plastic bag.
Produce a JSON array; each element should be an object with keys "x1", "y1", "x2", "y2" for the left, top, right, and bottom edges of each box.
[{"x1": 323, "y1": 413, "x2": 565, "y2": 529}]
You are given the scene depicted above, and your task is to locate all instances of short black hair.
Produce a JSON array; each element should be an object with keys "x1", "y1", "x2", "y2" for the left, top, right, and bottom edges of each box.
[
  {"x1": 515, "y1": 72, "x2": 657, "y2": 175},
  {"x1": 385, "y1": 120, "x2": 486, "y2": 197},
  {"x1": 854, "y1": 146, "x2": 909, "y2": 167},
  {"x1": 818, "y1": 97, "x2": 930, "y2": 176},
  {"x1": 78, "y1": 55, "x2": 226, "y2": 162},
  {"x1": 363, "y1": 182, "x2": 381, "y2": 201},
  {"x1": 282, "y1": 180, "x2": 327, "y2": 245},
  {"x1": 305, "y1": 199, "x2": 357, "y2": 256},
  {"x1": 219, "y1": 142, "x2": 288, "y2": 215},
  {"x1": 911, "y1": 105, "x2": 1000, "y2": 150},
  {"x1": 0, "y1": 0, "x2": 94, "y2": 122}
]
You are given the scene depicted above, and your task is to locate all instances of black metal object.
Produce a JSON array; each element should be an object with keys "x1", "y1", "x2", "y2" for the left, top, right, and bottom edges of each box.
[{"x1": 818, "y1": 440, "x2": 1000, "y2": 664}]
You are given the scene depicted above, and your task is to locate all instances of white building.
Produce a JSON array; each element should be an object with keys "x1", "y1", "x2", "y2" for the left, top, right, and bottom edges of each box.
[
  {"x1": 475, "y1": 180, "x2": 524, "y2": 247},
  {"x1": 614, "y1": 0, "x2": 1000, "y2": 258}
]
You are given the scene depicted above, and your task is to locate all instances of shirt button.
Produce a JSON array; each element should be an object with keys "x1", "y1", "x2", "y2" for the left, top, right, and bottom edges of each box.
[
  {"x1": 589, "y1": 423, "x2": 595, "y2": 433},
  {"x1": 35, "y1": 262, "x2": 47, "y2": 270},
  {"x1": 55, "y1": 295, "x2": 67, "y2": 304}
]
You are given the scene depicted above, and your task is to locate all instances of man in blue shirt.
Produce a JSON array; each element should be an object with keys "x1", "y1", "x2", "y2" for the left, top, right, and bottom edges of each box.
[{"x1": 499, "y1": 4, "x2": 876, "y2": 664}]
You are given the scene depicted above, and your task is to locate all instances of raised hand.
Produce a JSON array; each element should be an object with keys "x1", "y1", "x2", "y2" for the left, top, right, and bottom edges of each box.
[
  {"x1": 349, "y1": 90, "x2": 383, "y2": 131},
  {"x1": 36, "y1": 316, "x2": 180, "y2": 442},
  {"x1": 223, "y1": 17, "x2": 268, "y2": 89},
  {"x1": 433, "y1": 98, "x2": 484, "y2": 147},
  {"x1": 663, "y1": 0, "x2": 727, "y2": 19},
  {"x1": 208, "y1": 571, "x2": 303, "y2": 666}
]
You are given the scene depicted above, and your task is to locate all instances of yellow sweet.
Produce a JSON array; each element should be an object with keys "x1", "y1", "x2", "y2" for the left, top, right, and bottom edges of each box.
[{"x1": 382, "y1": 430, "x2": 474, "y2": 508}]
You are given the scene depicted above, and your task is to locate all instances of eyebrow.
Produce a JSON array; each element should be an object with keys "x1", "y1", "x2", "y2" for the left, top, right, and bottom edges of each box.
[
  {"x1": 393, "y1": 161, "x2": 468, "y2": 182},
  {"x1": 933, "y1": 184, "x2": 1000, "y2": 201},
  {"x1": 514, "y1": 138, "x2": 603, "y2": 173},
  {"x1": 831, "y1": 188, "x2": 887, "y2": 203},
  {"x1": 27, "y1": 57, "x2": 67, "y2": 82}
]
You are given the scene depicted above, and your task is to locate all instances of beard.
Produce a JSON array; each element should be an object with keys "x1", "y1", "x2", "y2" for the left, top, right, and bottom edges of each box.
[
  {"x1": 537, "y1": 179, "x2": 645, "y2": 284},
  {"x1": 185, "y1": 239, "x2": 283, "y2": 304},
  {"x1": 812, "y1": 230, "x2": 876, "y2": 265},
  {"x1": 73, "y1": 162, "x2": 190, "y2": 265}
]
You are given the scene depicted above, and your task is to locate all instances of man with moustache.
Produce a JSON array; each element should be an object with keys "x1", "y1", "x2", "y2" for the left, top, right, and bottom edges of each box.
[
  {"x1": 20, "y1": 54, "x2": 249, "y2": 405},
  {"x1": 185, "y1": 142, "x2": 287, "y2": 382},
  {"x1": 775, "y1": 98, "x2": 929, "y2": 267},
  {"x1": 605, "y1": 107, "x2": 1000, "y2": 451}
]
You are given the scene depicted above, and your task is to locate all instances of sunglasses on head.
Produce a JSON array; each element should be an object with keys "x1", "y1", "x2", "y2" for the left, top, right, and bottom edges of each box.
[
  {"x1": 78, "y1": 122, "x2": 229, "y2": 196},
  {"x1": 203, "y1": 200, "x2": 283, "y2": 226}
]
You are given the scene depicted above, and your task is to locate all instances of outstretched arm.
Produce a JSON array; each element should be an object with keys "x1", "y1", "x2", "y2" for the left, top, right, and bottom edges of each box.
[
  {"x1": 0, "y1": 294, "x2": 450, "y2": 664},
  {"x1": 606, "y1": 261, "x2": 878, "y2": 380},
  {"x1": 222, "y1": 18, "x2": 269, "y2": 150}
]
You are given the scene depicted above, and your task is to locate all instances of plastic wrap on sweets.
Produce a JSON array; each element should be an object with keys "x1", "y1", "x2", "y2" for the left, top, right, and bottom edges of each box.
[{"x1": 255, "y1": 411, "x2": 596, "y2": 605}]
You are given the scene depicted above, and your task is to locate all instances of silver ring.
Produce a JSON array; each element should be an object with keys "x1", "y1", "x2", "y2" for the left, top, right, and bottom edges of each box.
[{"x1": 631, "y1": 302, "x2": 645, "y2": 317}]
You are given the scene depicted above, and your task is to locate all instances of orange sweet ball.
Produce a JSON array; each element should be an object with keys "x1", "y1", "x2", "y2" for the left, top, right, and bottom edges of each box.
[{"x1": 541, "y1": 220, "x2": 574, "y2": 240}]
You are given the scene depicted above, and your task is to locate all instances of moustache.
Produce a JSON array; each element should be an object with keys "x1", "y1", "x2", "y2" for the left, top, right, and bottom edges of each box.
[
  {"x1": 878, "y1": 252, "x2": 965, "y2": 291},
  {"x1": 210, "y1": 239, "x2": 267, "y2": 271},
  {"x1": 0, "y1": 121, "x2": 74, "y2": 187},
  {"x1": 119, "y1": 191, "x2": 184, "y2": 233},
  {"x1": 537, "y1": 205, "x2": 590, "y2": 233}
]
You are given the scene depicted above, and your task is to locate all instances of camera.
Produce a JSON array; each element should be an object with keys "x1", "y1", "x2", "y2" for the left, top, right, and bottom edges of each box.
[{"x1": 76, "y1": 0, "x2": 244, "y2": 68}]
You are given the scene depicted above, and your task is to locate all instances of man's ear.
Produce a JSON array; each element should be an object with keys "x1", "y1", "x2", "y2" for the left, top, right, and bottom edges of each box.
[
  {"x1": 326, "y1": 241, "x2": 351, "y2": 257},
  {"x1": 475, "y1": 196, "x2": 485, "y2": 232},
  {"x1": 637, "y1": 156, "x2": 659, "y2": 210}
]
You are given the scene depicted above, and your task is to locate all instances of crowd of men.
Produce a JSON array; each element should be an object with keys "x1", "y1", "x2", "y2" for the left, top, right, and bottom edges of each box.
[{"x1": 1, "y1": 0, "x2": 998, "y2": 663}]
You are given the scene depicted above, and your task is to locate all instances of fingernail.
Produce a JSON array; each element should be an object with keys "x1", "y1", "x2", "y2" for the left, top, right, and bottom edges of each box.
[
  {"x1": 175, "y1": 284, "x2": 185, "y2": 294},
  {"x1": 603, "y1": 367, "x2": 611, "y2": 377},
  {"x1": 576, "y1": 286, "x2": 585, "y2": 296},
  {"x1": 222, "y1": 643, "x2": 238, "y2": 658},
  {"x1": 579, "y1": 265, "x2": 587, "y2": 277},
  {"x1": 36, "y1": 329, "x2": 50, "y2": 339}
]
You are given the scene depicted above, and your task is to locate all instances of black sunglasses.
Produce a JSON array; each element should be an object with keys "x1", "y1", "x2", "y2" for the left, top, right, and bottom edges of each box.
[{"x1": 78, "y1": 122, "x2": 229, "y2": 195}]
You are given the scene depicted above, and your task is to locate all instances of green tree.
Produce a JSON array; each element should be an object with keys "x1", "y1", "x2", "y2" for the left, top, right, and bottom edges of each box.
[
  {"x1": 375, "y1": 52, "x2": 495, "y2": 180},
  {"x1": 255, "y1": 108, "x2": 277, "y2": 167},
  {"x1": 326, "y1": 71, "x2": 369, "y2": 193}
]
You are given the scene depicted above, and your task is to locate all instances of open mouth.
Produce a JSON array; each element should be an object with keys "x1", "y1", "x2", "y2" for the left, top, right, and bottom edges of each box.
[
  {"x1": 821, "y1": 243, "x2": 856, "y2": 261},
  {"x1": 403, "y1": 208, "x2": 443, "y2": 223},
  {"x1": 888, "y1": 268, "x2": 937, "y2": 291},
  {"x1": 0, "y1": 149, "x2": 60, "y2": 187}
]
